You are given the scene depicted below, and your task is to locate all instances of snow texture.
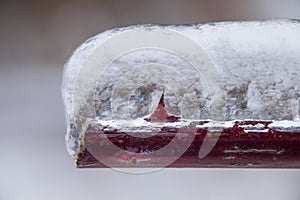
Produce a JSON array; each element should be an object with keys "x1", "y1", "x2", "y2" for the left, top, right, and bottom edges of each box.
[{"x1": 62, "y1": 20, "x2": 300, "y2": 157}]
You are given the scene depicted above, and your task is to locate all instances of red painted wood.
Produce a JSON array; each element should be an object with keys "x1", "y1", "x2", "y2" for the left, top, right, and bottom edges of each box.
[{"x1": 76, "y1": 94, "x2": 300, "y2": 168}]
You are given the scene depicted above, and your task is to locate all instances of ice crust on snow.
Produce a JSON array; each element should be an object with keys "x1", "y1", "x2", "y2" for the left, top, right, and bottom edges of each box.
[{"x1": 62, "y1": 20, "x2": 300, "y2": 156}]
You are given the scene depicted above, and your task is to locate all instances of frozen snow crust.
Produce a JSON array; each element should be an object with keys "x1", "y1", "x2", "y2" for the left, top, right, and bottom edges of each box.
[{"x1": 62, "y1": 20, "x2": 300, "y2": 157}]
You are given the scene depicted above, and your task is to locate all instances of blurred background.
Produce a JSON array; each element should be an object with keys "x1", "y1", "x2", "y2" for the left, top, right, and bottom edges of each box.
[{"x1": 1, "y1": 0, "x2": 300, "y2": 200}]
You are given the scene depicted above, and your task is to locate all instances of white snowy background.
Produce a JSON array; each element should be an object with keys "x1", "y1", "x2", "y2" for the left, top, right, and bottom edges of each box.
[{"x1": 1, "y1": 1, "x2": 300, "y2": 200}]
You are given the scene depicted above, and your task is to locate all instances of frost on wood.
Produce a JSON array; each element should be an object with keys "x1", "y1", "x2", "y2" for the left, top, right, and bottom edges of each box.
[{"x1": 62, "y1": 19, "x2": 300, "y2": 158}]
